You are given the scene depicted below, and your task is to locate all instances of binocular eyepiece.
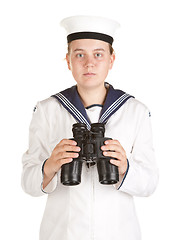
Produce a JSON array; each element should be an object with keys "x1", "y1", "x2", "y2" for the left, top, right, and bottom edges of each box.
[{"x1": 61, "y1": 123, "x2": 119, "y2": 186}]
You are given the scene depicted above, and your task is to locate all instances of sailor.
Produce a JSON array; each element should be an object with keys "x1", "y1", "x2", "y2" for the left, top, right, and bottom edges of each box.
[{"x1": 21, "y1": 15, "x2": 158, "y2": 240}]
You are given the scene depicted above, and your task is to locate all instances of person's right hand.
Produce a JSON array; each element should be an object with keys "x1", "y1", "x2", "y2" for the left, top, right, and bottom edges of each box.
[{"x1": 43, "y1": 139, "x2": 80, "y2": 188}]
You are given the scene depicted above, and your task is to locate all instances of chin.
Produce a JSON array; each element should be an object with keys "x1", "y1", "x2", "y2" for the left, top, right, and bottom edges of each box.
[{"x1": 78, "y1": 79, "x2": 105, "y2": 90}]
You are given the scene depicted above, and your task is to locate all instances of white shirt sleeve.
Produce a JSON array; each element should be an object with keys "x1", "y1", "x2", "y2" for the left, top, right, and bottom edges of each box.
[
  {"x1": 116, "y1": 108, "x2": 159, "y2": 197},
  {"x1": 21, "y1": 101, "x2": 58, "y2": 197}
]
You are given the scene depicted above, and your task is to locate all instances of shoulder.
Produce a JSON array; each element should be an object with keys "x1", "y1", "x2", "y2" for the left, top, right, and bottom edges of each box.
[
  {"x1": 127, "y1": 97, "x2": 149, "y2": 110},
  {"x1": 40, "y1": 96, "x2": 59, "y2": 107},
  {"x1": 33, "y1": 96, "x2": 64, "y2": 117},
  {"x1": 111, "y1": 85, "x2": 151, "y2": 117},
  {"x1": 125, "y1": 97, "x2": 151, "y2": 118},
  {"x1": 39, "y1": 96, "x2": 62, "y2": 110}
]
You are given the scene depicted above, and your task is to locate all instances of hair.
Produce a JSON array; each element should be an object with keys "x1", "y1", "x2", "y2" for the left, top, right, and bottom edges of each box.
[
  {"x1": 109, "y1": 44, "x2": 115, "y2": 55},
  {"x1": 67, "y1": 42, "x2": 115, "y2": 55}
]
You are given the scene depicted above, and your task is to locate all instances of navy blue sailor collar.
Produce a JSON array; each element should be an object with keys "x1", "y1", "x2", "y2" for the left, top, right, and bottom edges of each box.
[{"x1": 52, "y1": 83, "x2": 134, "y2": 130}]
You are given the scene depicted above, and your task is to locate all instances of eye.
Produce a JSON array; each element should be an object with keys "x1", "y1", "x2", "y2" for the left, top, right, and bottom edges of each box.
[
  {"x1": 95, "y1": 53, "x2": 102, "y2": 58},
  {"x1": 76, "y1": 53, "x2": 84, "y2": 58}
]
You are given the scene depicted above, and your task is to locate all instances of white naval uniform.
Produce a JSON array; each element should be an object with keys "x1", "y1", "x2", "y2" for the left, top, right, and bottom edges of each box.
[{"x1": 21, "y1": 84, "x2": 158, "y2": 240}]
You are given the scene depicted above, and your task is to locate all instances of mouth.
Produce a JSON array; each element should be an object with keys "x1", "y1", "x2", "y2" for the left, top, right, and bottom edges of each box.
[{"x1": 83, "y1": 73, "x2": 96, "y2": 76}]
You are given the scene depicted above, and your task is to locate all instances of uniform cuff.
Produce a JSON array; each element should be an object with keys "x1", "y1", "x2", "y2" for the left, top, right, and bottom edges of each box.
[
  {"x1": 115, "y1": 159, "x2": 129, "y2": 190},
  {"x1": 41, "y1": 159, "x2": 58, "y2": 194}
]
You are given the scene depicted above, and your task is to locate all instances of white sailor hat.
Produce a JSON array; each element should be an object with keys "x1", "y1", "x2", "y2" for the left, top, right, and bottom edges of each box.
[{"x1": 60, "y1": 15, "x2": 120, "y2": 45}]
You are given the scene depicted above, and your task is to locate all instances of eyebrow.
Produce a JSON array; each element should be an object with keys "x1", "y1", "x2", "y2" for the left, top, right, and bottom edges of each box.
[
  {"x1": 73, "y1": 48, "x2": 84, "y2": 52},
  {"x1": 73, "y1": 48, "x2": 105, "y2": 52},
  {"x1": 93, "y1": 48, "x2": 105, "y2": 52}
]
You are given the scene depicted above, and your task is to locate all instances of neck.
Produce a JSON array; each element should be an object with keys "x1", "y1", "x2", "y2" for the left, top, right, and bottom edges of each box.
[{"x1": 77, "y1": 84, "x2": 108, "y2": 108}]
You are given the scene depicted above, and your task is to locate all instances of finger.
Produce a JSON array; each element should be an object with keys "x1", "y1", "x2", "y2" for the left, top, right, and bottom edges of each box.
[
  {"x1": 53, "y1": 144, "x2": 80, "y2": 156},
  {"x1": 58, "y1": 139, "x2": 77, "y2": 146},
  {"x1": 103, "y1": 151, "x2": 124, "y2": 160},
  {"x1": 104, "y1": 139, "x2": 121, "y2": 145},
  {"x1": 101, "y1": 144, "x2": 123, "y2": 153},
  {"x1": 110, "y1": 159, "x2": 121, "y2": 166},
  {"x1": 59, "y1": 158, "x2": 73, "y2": 166},
  {"x1": 57, "y1": 151, "x2": 79, "y2": 160},
  {"x1": 110, "y1": 159, "x2": 128, "y2": 175},
  {"x1": 51, "y1": 158, "x2": 74, "y2": 172},
  {"x1": 62, "y1": 145, "x2": 81, "y2": 153}
]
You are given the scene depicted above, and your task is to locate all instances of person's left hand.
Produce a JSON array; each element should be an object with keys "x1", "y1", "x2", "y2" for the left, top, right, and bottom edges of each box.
[{"x1": 101, "y1": 140, "x2": 128, "y2": 175}]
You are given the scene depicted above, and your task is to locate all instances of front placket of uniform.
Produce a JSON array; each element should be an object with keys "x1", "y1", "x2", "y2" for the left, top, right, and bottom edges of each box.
[
  {"x1": 51, "y1": 83, "x2": 134, "y2": 239},
  {"x1": 89, "y1": 164, "x2": 94, "y2": 239}
]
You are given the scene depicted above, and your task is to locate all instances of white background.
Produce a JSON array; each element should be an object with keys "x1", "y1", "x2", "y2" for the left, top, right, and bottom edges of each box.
[{"x1": 0, "y1": 0, "x2": 175, "y2": 239}]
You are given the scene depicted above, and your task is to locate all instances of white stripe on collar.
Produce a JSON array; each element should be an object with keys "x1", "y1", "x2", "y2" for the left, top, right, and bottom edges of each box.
[
  {"x1": 99, "y1": 93, "x2": 131, "y2": 123},
  {"x1": 51, "y1": 83, "x2": 134, "y2": 129},
  {"x1": 53, "y1": 92, "x2": 91, "y2": 130}
]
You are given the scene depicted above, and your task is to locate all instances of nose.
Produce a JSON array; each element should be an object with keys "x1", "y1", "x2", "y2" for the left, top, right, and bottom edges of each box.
[{"x1": 84, "y1": 55, "x2": 95, "y2": 68}]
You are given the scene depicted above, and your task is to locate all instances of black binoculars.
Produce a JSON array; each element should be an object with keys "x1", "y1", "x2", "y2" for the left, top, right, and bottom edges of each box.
[{"x1": 61, "y1": 123, "x2": 119, "y2": 186}]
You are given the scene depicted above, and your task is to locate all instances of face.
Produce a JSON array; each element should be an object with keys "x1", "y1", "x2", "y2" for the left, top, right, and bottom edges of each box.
[{"x1": 66, "y1": 39, "x2": 115, "y2": 90}]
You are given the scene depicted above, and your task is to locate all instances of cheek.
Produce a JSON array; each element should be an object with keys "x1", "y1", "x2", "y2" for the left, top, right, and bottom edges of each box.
[
  {"x1": 73, "y1": 60, "x2": 85, "y2": 73},
  {"x1": 99, "y1": 59, "x2": 112, "y2": 72},
  {"x1": 71, "y1": 61, "x2": 79, "y2": 71},
  {"x1": 70, "y1": 62, "x2": 83, "y2": 79},
  {"x1": 68, "y1": 58, "x2": 76, "y2": 71}
]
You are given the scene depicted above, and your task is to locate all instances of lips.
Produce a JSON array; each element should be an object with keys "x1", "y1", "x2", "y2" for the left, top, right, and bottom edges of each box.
[{"x1": 83, "y1": 73, "x2": 96, "y2": 76}]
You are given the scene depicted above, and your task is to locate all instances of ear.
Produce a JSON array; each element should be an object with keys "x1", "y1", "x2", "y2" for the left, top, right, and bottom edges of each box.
[
  {"x1": 109, "y1": 53, "x2": 115, "y2": 70},
  {"x1": 66, "y1": 54, "x2": 71, "y2": 70}
]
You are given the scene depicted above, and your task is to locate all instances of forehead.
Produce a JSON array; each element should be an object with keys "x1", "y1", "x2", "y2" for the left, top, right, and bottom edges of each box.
[{"x1": 69, "y1": 39, "x2": 109, "y2": 51}]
